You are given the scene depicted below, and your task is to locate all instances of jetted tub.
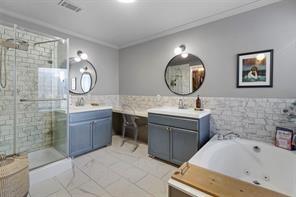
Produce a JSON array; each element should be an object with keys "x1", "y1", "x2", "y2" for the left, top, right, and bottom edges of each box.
[{"x1": 189, "y1": 136, "x2": 296, "y2": 196}]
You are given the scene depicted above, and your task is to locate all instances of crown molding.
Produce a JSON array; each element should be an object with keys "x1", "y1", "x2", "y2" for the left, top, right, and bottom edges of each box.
[
  {"x1": 119, "y1": 0, "x2": 282, "y2": 49},
  {"x1": 0, "y1": 8, "x2": 119, "y2": 49},
  {"x1": 0, "y1": 0, "x2": 281, "y2": 50}
]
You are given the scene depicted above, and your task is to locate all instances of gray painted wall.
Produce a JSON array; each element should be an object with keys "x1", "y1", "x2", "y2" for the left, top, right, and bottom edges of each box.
[
  {"x1": 0, "y1": 14, "x2": 119, "y2": 95},
  {"x1": 119, "y1": 0, "x2": 296, "y2": 98}
]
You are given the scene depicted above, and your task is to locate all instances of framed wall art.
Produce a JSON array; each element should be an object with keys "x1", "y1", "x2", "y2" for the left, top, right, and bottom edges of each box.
[{"x1": 237, "y1": 49, "x2": 273, "y2": 88}]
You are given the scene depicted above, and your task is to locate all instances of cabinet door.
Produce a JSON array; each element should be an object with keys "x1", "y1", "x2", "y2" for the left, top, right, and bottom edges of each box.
[
  {"x1": 171, "y1": 128, "x2": 198, "y2": 165},
  {"x1": 70, "y1": 121, "x2": 93, "y2": 157},
  {"x1": 148, "y1": 123, "x2": 170, "y2": 161},
  {"x1": 93, "y1": 117, "x2": 112, "y2": 149}
]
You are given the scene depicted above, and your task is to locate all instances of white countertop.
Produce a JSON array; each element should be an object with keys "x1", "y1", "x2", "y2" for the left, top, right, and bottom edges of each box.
[
  {"x1": 147, "y1": 107, "x2": 211, "y2": 119},
  {"x1": 69, "y1": 105, "x2": 112, "y2": 113},
  {"x1": 69, "y1": 105, "x2": 211, "y2": 119},
  {"x1": 112, "y1": 106, "x2": 148, "y2": 117}
]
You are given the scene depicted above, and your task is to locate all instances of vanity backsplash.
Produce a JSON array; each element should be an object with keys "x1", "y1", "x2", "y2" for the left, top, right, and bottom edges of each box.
[{"x1": 70, "y1": 94, "x2": 294, "y2": 144}]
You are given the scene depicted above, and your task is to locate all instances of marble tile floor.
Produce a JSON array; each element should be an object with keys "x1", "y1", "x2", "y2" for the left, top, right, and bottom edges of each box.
[{"x1": 28, "y1": 135, "x2": 177, "y2": 197}]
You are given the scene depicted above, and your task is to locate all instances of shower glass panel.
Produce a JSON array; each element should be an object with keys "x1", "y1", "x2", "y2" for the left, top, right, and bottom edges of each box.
[
  {"x1": 0, "y1": 23, "x2": 16, "y2": 156},
  {"x1": 14, "y1": 26, "x2": 69, "y2": 169}
]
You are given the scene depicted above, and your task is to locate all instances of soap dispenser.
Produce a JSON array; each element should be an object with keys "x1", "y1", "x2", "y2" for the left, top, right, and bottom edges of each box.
[{"x1": 196, "y1": 95, "x2": 201, "y2": 109}]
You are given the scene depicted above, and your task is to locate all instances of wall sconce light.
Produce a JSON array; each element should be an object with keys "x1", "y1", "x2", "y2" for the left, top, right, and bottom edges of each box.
[
  {"x1": 80, "y1": 66, "x2": 88, "y2": 73},
  {"x1": 174, "y1": 44, "x2": 186, "y2": 55},
  {"x1": 174, "y1": 44, "x2": 188, "y2": 58},
  {"x1": 77, "y1": 50, "x2": 88, "y2": 60},
  {"x1": 74, "y1": 50, "x2": 88, "y2": 62},
  {"x1": 74, "y1": 57, "x2": 81, "y2": 62}
]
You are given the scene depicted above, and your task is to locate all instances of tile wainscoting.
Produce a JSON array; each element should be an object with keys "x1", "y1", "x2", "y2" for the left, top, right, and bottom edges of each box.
[{"x1": 70, "y1": 94, "x2": 295, "y2": 144}]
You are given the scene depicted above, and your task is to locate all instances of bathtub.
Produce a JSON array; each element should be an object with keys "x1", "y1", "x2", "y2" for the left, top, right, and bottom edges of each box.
[{"x1": 189, "y1": 136, "x2": 296, "y2": 196}]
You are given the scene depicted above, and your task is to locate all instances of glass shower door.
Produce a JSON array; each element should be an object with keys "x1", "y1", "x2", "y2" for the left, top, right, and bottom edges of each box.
[
  {"x1": 15, "y1": 26, "x2": 69, "y2": 169},
  {"x1": 0, "y1": 23, "x2": 16, "y2": 156}
]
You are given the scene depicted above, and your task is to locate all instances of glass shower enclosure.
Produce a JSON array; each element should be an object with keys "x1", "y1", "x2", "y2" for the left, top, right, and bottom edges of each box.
[{"x1": 0, "y1": 22, "x2": 69, "y2": 169}]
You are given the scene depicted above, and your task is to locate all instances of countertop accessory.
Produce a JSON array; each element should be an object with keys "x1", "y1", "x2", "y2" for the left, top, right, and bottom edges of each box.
[{"x1": 194, "y1": 108, "x2": 204, "y2": 111}]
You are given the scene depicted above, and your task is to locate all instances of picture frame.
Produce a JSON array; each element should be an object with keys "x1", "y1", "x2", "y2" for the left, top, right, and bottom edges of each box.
[
  {"x1": 275, "y1": 127, "x2": 295, "y2": 150},
  {"x1": 237, "y1": 49, "x2": 273, "y2": 88}
]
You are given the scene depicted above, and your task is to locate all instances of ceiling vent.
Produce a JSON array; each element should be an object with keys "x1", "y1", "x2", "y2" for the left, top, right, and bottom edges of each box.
[{"x1": 58, "y1": 0, "x2": 82, "y2": 13}]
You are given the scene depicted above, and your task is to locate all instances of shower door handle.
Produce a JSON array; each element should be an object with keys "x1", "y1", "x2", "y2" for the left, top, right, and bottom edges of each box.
[{"x1": 20, "y1": 98, "x2": 66, "y2": 102}]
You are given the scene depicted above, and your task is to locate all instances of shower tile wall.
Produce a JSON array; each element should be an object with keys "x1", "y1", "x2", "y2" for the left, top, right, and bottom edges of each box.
[{"x1": 0, "y1": 24, "x2": 59, "y2": 154}]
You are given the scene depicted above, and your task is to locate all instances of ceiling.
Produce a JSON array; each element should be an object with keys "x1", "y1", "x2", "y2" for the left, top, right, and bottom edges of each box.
[{"x1": 0, "y1": 0, "x2": 281, "y2": 49}]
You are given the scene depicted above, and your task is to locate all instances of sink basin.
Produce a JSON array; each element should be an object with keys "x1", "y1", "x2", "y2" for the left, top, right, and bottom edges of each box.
[
  {"x1": 70, "y1": 105, "x2": 112, "y2": 113},
  {"x1": 147, "y1": 107, "x2": 210, "y2": 119}
]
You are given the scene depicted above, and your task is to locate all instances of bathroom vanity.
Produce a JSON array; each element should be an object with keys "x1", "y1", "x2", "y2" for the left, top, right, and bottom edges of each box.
[
  {"x1": 147, "y1": 107, "x2": 210, "y2": 165},
  {"x1": 69, "y1": 106, "x2": 112, "y2": 157}
]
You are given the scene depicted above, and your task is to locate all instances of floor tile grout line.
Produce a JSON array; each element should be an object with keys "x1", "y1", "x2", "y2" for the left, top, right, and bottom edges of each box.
[
  {"x1": 104, "y1": 146, "x2": 170, "y2": 196},
  {"x1": 75, "y1": 148, "x2": 156, "y2": 196},
  {"x1": 73, "y1": 161, "x2": 117, "y2": 197},
  {"x1": 53, "y1": 173, "x2": 76, "y2": 197}
]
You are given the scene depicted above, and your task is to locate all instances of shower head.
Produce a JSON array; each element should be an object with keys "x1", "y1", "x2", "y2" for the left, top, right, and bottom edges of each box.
[
  {"x1": 5, "y1": 39, "x2": 29, "y2": 51},
  {"x1": 0, "y1": 38, "x2": 29, "y2": 51}
]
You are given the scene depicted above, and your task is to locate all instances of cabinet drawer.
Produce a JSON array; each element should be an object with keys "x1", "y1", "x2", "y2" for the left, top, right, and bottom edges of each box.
[
  {"x1": 70, "y1": 109, "x2": 112, "y2": 123},
  {"x1": 148, "y1": 113, "x2": 198, "y2": 131}
]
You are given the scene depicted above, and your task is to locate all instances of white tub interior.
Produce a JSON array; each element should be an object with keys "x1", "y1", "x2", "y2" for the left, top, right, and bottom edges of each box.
[{"x1": 189, "y1": 137, "x2": 296, "y2": 196}]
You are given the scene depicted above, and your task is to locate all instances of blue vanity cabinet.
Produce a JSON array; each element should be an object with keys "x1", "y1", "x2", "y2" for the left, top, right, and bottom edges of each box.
[
  {"x1": 93, "y1": 117, "x2": 112, "y2": 149},
  {"x1": 69, "y1": 121, "x2": 93, "y2": 157},
  {"x1": 148, "y1": 113, "x2": 210, "y2": 165},
  {"x1": 69, "y1": 109, "x2": 112, "y2": 157}
]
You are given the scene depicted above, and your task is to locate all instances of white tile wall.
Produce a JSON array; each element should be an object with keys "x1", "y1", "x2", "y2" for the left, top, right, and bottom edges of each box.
[
  {"x1": 74, "y1": 94, "x2": 294, "y2": 144},
  {"x1": 119, "y1": 95, "x2": 295, "y2": 143}
]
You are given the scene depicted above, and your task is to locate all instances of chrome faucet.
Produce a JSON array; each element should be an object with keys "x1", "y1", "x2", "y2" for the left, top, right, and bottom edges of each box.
[
  {"x1": 217, "y1": 132, "x2": 240, "y2": 140},
  {"x1": 76, "y1": 97, "x2": 85, "y2": 106},
  {"x1": 178, "y1": 98, "x2": 185, "y2": 109}
]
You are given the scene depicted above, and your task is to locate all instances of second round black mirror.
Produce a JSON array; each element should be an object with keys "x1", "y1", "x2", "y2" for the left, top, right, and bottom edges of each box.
[{"x1": 164, "y1": 53, "x2": 205, "y2": 95}]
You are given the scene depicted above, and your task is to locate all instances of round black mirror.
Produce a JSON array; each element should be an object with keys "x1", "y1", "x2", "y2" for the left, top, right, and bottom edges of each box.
[
  {"x1": 69, "y1": 58, "x2": 97, "y2": 95},
  {"x1": 165, "y1": 53, "x2": 205, "y2": 95}
]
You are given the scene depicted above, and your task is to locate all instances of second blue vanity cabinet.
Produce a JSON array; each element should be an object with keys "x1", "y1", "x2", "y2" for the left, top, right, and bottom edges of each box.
[
  {"x1": 171, "y1": 127, "x2": 199, "y2": 165},
  {"x1": 148, "y1": 113, "x2": 210, "y2": 165},
  {"x1": 69, "y1": 109, "x2": 112, "y2": 157}
]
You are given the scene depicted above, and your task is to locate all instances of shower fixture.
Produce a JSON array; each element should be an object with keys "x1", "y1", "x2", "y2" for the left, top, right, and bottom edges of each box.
[
  {"x1": 33, "y1": 39, "x2": 65, "y2": 46},
  {"x1": 0, "y1": 38, "x2": 29, "y2": 88},
  {"x1": 0, "y1": 38, "x2": 29, "y2": 51}
]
